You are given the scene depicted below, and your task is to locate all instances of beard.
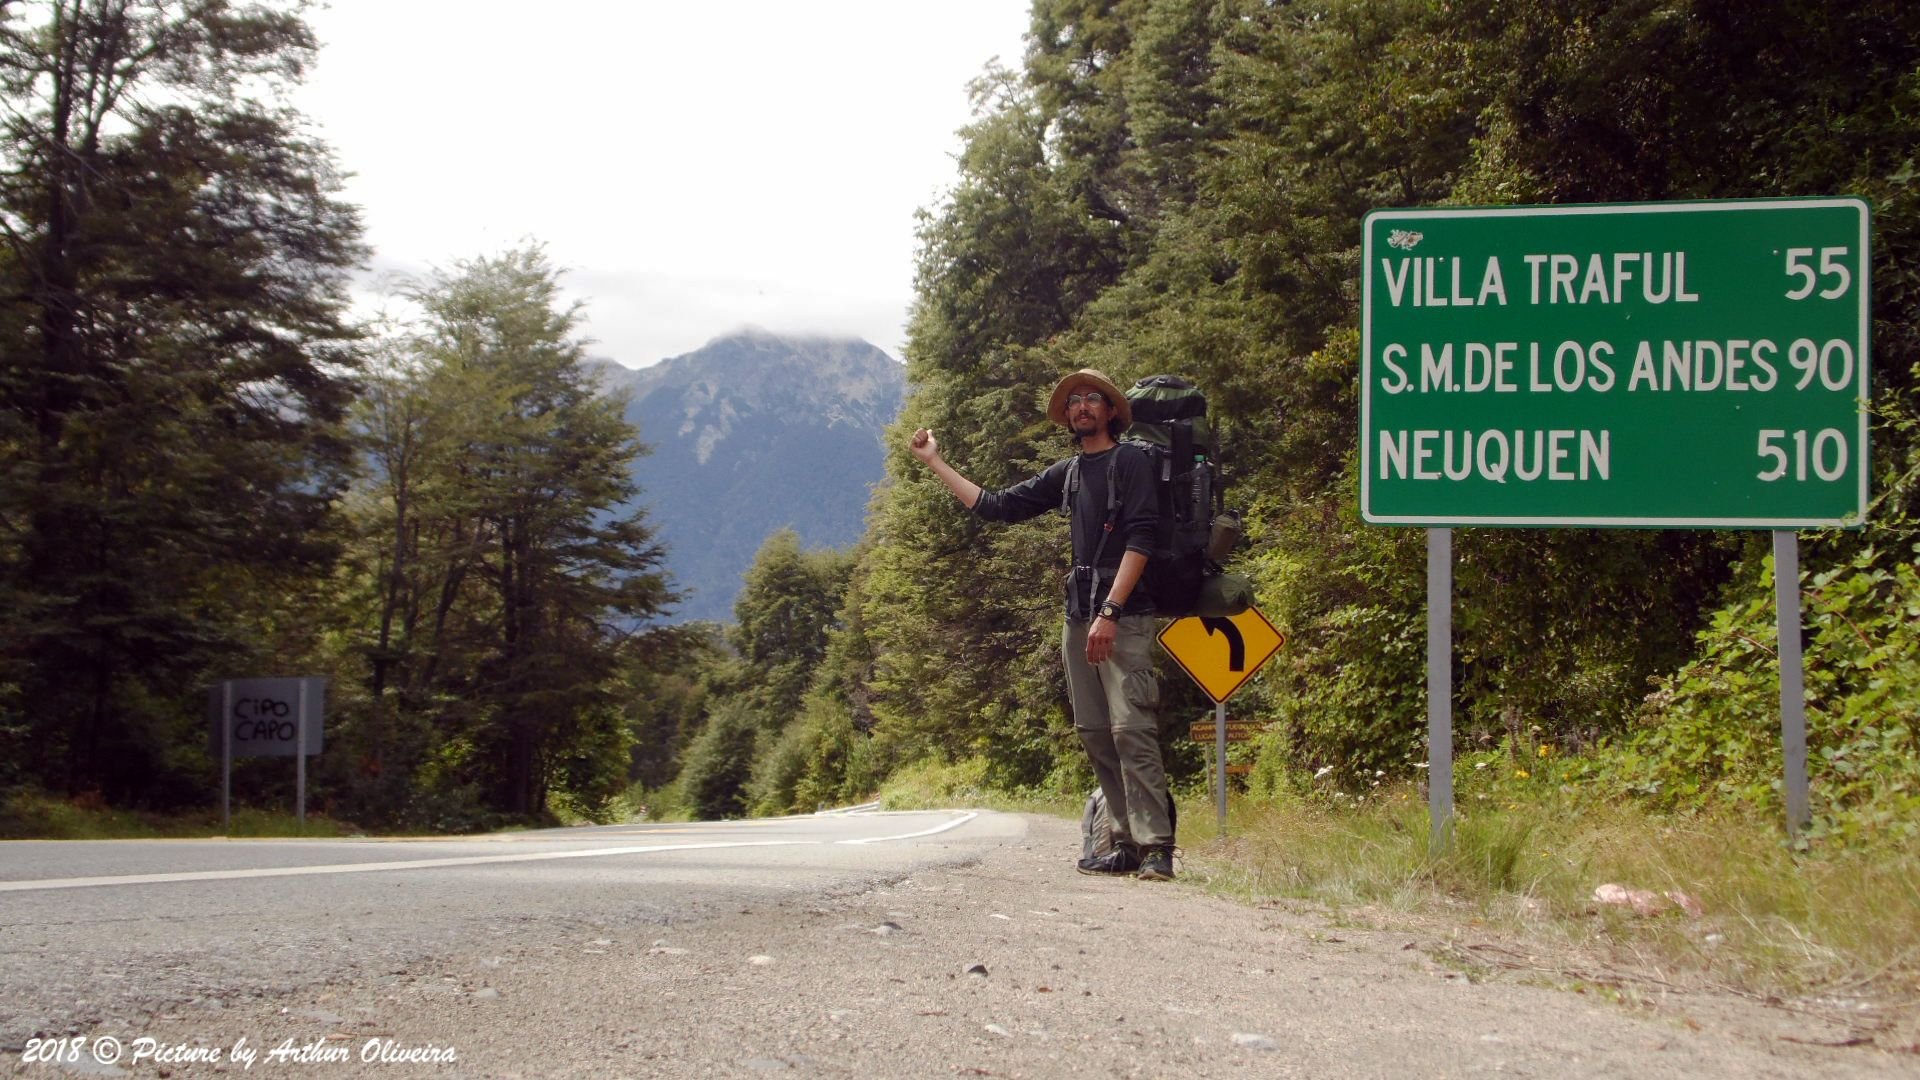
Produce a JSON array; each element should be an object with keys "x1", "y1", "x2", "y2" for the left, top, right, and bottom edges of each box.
[{"x1": 1071, "y1": 412, "x2": 1104, "y2": 437}]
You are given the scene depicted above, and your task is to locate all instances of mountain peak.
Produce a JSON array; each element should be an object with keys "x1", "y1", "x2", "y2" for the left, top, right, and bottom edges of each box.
[
  {"x1": 613, "y1": 331, "x2": 901, "y2": 418},
  {"x1": 595, "y1": 331, "x2": 905, "y2": 623}
]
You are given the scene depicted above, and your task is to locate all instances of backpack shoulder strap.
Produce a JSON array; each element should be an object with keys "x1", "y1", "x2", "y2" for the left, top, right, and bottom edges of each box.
[{"x1": 1062, "y1": 449, "x2": 1127, "y2": 532}]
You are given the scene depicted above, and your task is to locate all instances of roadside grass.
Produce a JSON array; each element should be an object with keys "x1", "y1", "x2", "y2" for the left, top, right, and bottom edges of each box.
[
  {"x1": 0, "y1": 790, "x2": 351, "y2": 840},
  {"x1": 1177, "y1": 784, "x2": 1920, "y2": 1006},
  {"x1": 876, "y1": 757, "x2": 1083, "y2": 817}
]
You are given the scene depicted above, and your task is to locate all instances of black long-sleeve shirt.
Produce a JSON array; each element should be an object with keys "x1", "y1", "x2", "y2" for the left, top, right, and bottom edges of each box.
[{"x1": 971, "y1": 444, "x2": 1158, "y2": 617}]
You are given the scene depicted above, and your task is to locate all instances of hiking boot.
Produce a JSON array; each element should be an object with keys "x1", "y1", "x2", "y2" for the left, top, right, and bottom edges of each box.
[
  {"x1": 1076, "y1": 845, "x2": 1141, "y2": 876},
  {"x1": 1137, "y1": 847, "x2": 1176, "y2": 881}
]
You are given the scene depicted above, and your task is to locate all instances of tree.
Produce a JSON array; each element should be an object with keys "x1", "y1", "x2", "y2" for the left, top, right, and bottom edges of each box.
[
  {"x1": 0, "y1": 0, "x2": 364, "y2": 800},
  {"x1": 678, "y1": 697, "x2": 759, "y2": 820},
  {"x1": 1029, "y1": 0, "x2": 1226, "y2": 240},
  {"x1": 390, "y1": 248, "x2": 677, "y2": 816},
  {"x1": 729, "y1": 528, "x2": 852, "y2": 721},
  {"x1": 619, "y1": 621, "x2": 728, "y2": 793}
]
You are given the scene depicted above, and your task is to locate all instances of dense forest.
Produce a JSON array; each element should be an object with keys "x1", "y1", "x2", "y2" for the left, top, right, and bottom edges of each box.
[
  {"x1": 759, "y1": 0, "x2": 1920, "y2": 844},
  {"x1": 3, "y1": 0, "x2": 1915, "y2": 843}
]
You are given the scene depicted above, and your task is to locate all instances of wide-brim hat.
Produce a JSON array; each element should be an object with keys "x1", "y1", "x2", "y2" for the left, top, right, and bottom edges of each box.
[{"x1": 1045, "y1": 368, "x2": 1132, "y2": 429}]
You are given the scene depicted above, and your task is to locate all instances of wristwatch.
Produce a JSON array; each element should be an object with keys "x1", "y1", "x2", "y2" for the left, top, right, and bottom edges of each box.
[{"x1": 1095, "y1": 599, "x2": 1123, "y2": 621}]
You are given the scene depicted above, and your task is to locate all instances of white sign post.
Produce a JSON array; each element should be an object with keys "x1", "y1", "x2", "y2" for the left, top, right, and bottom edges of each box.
[{"x1": 1775, "y1": 532, "x2": 1810, "y2": 832}]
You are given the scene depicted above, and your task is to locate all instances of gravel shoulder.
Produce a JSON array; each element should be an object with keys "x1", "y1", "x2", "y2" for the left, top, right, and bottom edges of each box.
[{"x1": 10, "y1": 813, "x2": 1913, "y2": 1079}]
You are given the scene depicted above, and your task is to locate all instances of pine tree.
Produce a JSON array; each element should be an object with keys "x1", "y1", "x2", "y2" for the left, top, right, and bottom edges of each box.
[
  {"x1": 730, "y1": 528, "x2": 852, "y2": 722},
  {"x1": 0, "y1": 0, "x2": 364, "y2": 800}
]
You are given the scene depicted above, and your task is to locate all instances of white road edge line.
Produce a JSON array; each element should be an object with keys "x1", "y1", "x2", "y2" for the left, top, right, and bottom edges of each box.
[
  {"x1": 0, "y1": 840, "x2": 811, "y2": 893},
  {"x1": 0, "y1": 811, "x2": 984, "y2": 892},
  {"x1": 813, "y1": 800, "x2": 883, "y2": 816},
  {"x1": 837, "y1": 810, "x2": 978, "y2": 844}
]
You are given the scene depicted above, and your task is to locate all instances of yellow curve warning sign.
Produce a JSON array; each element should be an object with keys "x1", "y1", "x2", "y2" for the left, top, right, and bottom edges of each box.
[{"x1": 1157, "y1": 607, "x2": 1285, "y2": 704}]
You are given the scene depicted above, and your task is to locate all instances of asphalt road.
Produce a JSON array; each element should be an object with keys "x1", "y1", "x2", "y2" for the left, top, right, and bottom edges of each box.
[
  {"x1": 1, "y1": 811, "x2": 1910, "y2": 1078},
  {"x1": 0, "y1": 810, "x2": 1012, "y2": 1057}
]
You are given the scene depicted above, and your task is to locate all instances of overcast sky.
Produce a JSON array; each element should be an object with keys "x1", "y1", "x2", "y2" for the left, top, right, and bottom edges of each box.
[{"x1": 294, "y1": 1, "x2": 1033, "y2": 369}]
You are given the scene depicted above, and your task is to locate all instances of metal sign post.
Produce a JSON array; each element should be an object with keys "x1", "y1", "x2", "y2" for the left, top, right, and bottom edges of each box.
[
  {"x1": 1428, "y1": 529, "x2": 1454, "y2": 851},
  {"x1": 1775, "y1": 531, "x2": 1811, "y2": 834},
  {"x1": 296, "y1": 678, "x2": 309, "y2": 827},
  {"x1": 1213, "y1": 700, "x2": 1229, "y2": 829},
  {"x1": 221, "y1": 680, "x2": 233, "y2": 834}
]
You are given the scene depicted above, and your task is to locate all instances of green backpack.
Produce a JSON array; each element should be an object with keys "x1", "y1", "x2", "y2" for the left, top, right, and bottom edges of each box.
[{"x1": 1121, "y1": 375, "x2": 1252, "y2": 618}]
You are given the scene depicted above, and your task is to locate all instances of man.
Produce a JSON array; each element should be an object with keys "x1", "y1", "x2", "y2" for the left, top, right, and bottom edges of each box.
[{"x1": 908, "y1": 368, "x2": 1176, "y2": 881}]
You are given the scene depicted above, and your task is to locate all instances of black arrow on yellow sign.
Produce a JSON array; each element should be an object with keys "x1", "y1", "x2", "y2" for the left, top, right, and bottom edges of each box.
[
  {"x1": 1201, "y1": 617, "x2": 1245, "y2": 671},
  {"x1": 1158, "y1": 607, "x2": 1284, "y2": 705}
]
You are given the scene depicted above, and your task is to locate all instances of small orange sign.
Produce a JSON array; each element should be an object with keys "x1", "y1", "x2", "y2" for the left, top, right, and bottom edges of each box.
[{"x1": 1188, "y1": 720, "x2": 1262, "y2": 742}]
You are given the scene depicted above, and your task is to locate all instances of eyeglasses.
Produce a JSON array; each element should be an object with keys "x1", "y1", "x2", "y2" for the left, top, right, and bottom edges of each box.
[{"x1": 1066, "y1": 391, "x2": 1107, "y2": 408}]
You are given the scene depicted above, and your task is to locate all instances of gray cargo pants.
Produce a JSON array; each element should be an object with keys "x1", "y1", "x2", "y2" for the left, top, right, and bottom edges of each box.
[{"x1": 1062, "y1": 615, "x2": 1173, "y2": 850}]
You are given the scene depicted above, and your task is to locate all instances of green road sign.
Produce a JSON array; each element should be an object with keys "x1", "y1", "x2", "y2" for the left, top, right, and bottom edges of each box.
[{"x1": 1361, "y1": 199, "x2": 1871, "y2": 528}]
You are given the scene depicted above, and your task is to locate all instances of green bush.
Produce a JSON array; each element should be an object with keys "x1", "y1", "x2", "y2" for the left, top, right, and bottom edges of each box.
[
  {"x1": 677, "y1": 700, "x2": 761, "y2": 820},
  {"x1": 1604, "y1": 543, "x2": 1920, "y2": 845},
  {"x1": 547, "y1": 703, "x2": 635, "y2": 822},
  {"x1": 613, "y1": 778, "x2": 689, "y2": 822},
  {"x1": 792, "y1": 704, "x2": 895, "y2": 811},
  {"x1": 1258, "y1": 480, "x2": 1428, "y2": 784},
  {"x1": 747, "y1": 708, "x2": 819, "y2": 815}
]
